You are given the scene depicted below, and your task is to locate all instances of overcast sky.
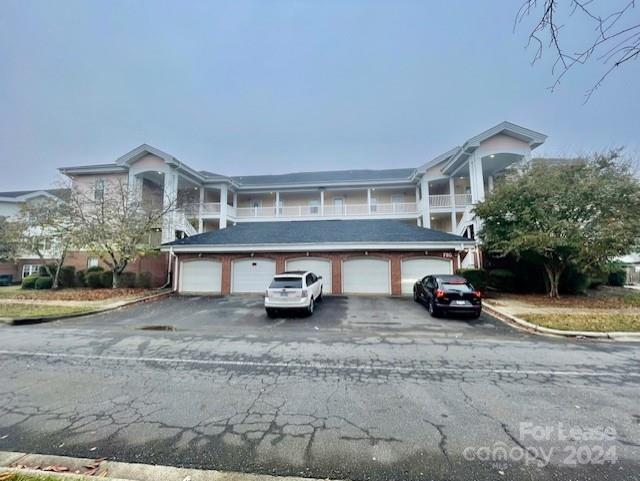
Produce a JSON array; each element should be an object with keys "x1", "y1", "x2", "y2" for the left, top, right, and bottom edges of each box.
[{"x1": 1, "y1": 0, "x2": 638, "y2": 190}]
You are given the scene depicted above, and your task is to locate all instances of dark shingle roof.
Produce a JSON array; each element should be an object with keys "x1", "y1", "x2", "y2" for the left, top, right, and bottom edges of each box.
[
  {"x1": 228, "y1": 168, "x2": 416, "y2": 186},
  {"x1": 0, "y1": 188, "x2": 69, "y2": 199},
  {"x1": 165, "y1": 219, "x2": 468, "y2": 247}
]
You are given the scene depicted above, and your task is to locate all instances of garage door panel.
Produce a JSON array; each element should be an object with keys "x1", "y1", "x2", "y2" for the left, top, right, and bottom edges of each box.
[
  {"x1": 343, "y1": 258, "x2": 390, "y2": 294},
  {"x1": 286, "y1": 258, "x2": 332, "y2": 294},
  {"x1": 180, "y1": 260, "x2": 222, "y2": 294},
  {"x1": 232, "y1": 258, "x2": 276, "y2": 293},
  {"x1": 401, "y1": 258, "x2": 453, "y2": 295}
]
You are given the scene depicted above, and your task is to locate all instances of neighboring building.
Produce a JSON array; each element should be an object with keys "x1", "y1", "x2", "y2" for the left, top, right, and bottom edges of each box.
[
  {"x1": 620, "y1": 254, "x2": 640, "y2": 285},
  {"x1": 0, "y1": 189, "x2": 68, "y2": 281},
  {"x1": 54, "y1": 120, "x2": 547, "y2": 295}
]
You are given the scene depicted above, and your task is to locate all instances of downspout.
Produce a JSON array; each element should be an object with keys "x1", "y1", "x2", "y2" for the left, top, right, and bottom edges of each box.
[{"x1": 161, "y1": 247, "x2": 174, "y2": 289}]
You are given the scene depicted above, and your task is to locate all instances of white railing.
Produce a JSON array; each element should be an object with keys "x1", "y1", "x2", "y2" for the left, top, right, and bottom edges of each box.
[
  {"x1": 180, "y1": 202, "x2": 221, "y2": 217},
  {"x1": 173, "y1": 210, "x2": 198, "y2": 236},
  {"x1": 233, "y1": 202, "x2": 418, "y2": 218},
  {"x1": 429, "y1": 194, "x2": 473, "y2": 208}
]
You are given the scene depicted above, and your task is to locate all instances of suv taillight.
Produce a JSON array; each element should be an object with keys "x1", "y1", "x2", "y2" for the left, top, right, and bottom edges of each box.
[
  {"x1": 474, "y1": 290, "x2": 482, "y2": 298},
  {"x1": 435, "y1": 289, "x2": 445, "y2": 298}
]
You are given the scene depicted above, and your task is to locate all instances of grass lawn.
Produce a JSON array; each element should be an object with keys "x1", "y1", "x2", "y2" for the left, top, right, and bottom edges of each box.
[
  {"x1": 522, "y1": 313, "x2": 640, "y2": 332},
  {"x1": 0, "y1": 304, "x2": 95, "y2": 320},
  {"x1": 0, "y1": 473, "x2": 77, "y2": 481},
  {"x1": 0, "y1": 285, "x2": 156, "y2": 301},
  {"x1": 493, "y1": 286, "x2": 640, "y2": 309}
]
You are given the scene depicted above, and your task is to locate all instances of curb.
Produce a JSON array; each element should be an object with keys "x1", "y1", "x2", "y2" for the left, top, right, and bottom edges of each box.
[
  {"x1": 0, "y1": 450, "x2": 335, "y2": 481},
  {"x1": 1, "y1": 290, "x2": 173, "y2": 326},
  {"x1": 483, "y1": 301, "x2": 640, "y2": 342}
]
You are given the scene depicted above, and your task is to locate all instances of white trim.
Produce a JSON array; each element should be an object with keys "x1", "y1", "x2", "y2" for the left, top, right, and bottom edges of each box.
[{"x1": 164, "y1": 241, "x2": 473, "y2": 253}]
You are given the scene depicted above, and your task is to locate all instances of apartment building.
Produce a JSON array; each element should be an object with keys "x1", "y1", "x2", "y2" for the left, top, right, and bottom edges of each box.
[{"x1": 55, "y1": 121, "x2": 546, "y2": 295}]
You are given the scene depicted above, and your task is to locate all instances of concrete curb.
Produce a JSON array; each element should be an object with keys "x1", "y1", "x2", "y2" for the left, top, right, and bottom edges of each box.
[
  {"x1": 483, "y1": 301, "x2": 640, "y2": 342},
  {"x1": 1, "y1": 290, "x2": 173, "y2": 326},
  {"x1": 0, "y1": 450, "x2": 335, "y2": 481}
]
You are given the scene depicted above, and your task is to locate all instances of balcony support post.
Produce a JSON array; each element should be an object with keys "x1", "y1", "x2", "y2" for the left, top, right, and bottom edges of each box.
[
  {"x1": 419, "y1": 177, "x2": 430, "y2": 228},
  {"x1": 367, "y1": 188, "x2": 372, "y2": 215},
  {"x1": 219, "y1": 184, "x2": 228, "y2": 229},
  {"x1": 449, "y1": 177, "x2": 457, "y2": 232},
  {"x1": 320, "y1": 190, "x2": 325, "y2": 216},
  {"x1": 161, "y1": 168, "x2": 179, "y2": 243},
  {"x1": 275, "y1": 191, "x2": 280, "y2": 217},
  {"x1": 198, "y1": 187, "x2": 205, "y2": 233}
]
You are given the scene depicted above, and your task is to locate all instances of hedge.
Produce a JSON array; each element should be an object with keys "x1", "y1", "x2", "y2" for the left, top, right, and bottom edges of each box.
[
  {"x1": 59, "y1": 266, "x2": 76, "y2": 288},
  {"x1": 86, "y1": 266, "x2": 105, "y2": 273},
  {"x1": 35, "y1": 276, "x2": 53, "y2": 290},
  {"x1": 137, "y1": 271, "x2": 152, "y2": 288},
  {"x1": 75, "y1": 270, "x2": 87, "y2": 288},
  {"x1": 101, "y1": 271, "x2": 113, "y2": 288},
  {"x1": 86, "y1": 271, "x2": 103, "y2": 289},
  {"x1": 118, "y1": 272, "x2": 136, "y2": 288},
  {"x1": 455, "y1": 269, "x2": 488, "y2": 291},
  {"x1": 608, "y1": 269, "x2": 627, "y2": 287},
  {"x1": 488, "y1": 269, "x2": 516, "y2": 292},
  {"x1": 21, "y1": 275, "x2": 39, "y2": 289}
]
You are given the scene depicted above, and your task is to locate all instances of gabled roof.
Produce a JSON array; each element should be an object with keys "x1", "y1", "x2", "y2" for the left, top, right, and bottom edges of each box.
[
  {"x1": 164, "y1": 219, "x2": 471, "y2": 250},
  {"x1": 0, "y1": 189, "x2": 69, "y2": 202},
  {"x1": 419, "y1": 121, "x2": 547, "y2": 175}
]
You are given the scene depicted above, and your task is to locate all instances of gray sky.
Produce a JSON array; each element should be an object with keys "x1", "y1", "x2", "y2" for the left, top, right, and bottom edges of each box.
[{"x1": 1, "y1": 0, "x2": 638, "y2": 190}]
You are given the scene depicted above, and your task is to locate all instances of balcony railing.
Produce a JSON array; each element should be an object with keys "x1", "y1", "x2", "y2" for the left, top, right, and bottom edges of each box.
[{"x1": 429, "y1": 194, "x2": 472, "y2": 208}]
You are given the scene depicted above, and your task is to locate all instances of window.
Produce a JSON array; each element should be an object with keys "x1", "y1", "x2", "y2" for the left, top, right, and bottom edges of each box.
[
  {"x1": 333, "y1": 197, "x2": 344, "y2": 215},
  {"x1": 305, "y1": 273, "x2": 316, "y2": 286},
  {"x1": 22, "y1": 264, "x2": 41, "y2": 279},
  {"x1": 269, "y1": 277, "x2": 303, "y2": 289},
  {"x1": 87, "y1": 257, "x2": 99, "y2": 269},
  {"x1": 94, "y1": 179, "x2": 105, "y2": 201},
  {"x1": 308, "y1": 200, "x2": 320, "y2": 215},
  {"x1": 277, "y1": 200, "x2": 284, "y2": 215}
]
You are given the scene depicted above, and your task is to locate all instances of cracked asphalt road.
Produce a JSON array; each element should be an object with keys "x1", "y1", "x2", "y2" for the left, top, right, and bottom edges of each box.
[{"x1": 0, "y1": 295, "x2": 639, "y2": 480}]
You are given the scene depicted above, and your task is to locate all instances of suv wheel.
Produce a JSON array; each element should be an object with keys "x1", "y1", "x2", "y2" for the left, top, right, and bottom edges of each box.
[
  {"x1": 306, "y1": 297, "x2": 315, "y2": 316},
  {"x1": 413, "y1": 289, "x2": 419, "y2": 302}
]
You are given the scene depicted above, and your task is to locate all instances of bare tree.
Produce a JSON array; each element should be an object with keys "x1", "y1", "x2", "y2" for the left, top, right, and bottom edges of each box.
[
  {"x1": 0, "y1": 216, "x2": 22, "y2": 264},
  {"x1": 17, "y1": 196, "x2": 79, "y2": 289},
  {"x1": 70, "y1": 177, "x2": 179, "y2": 288},
  {"x1": 516, "y1": 1, "x2": 639, "y2": 100}
]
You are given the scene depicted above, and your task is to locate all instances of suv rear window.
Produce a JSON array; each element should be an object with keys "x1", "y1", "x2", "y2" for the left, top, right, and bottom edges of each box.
[{"x1": 269, "y1": 277, "x2": 302, "y2": 289}]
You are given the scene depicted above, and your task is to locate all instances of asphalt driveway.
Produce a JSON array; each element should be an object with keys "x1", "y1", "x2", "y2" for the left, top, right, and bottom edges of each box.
[{"x1": 50, "y1": 294, "x2": 523, "y2": 340}]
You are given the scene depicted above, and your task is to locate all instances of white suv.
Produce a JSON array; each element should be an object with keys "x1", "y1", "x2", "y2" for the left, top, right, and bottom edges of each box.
[{"x1": 265, "y1": 271, "x2": 323, "y2": 317}]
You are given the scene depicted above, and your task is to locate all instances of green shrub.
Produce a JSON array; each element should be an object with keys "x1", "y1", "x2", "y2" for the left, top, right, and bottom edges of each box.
[
  {"x1": 456, "y1": 268, "x2": 488, "y2": 291},
  {"x1": 488, "y1": 269, "x2": 516, "y2": 292},
  {"x1": 101, "y1": 271, "x2": 113, "y2": 288},
  {"x1": 75, "y1": 270, "x2": 87, "y2": 287},
  {"x1": 21, "y1": 275, "x2": 39, "y2": 289},
  {"x1": 59, "y1": 266, "x2": 76, "y2": 288},
  {"x1": 118, "y1": 272, "x2": 136, "y2": 288},
  {"x1": 137, "y1": 271, "x2": 152, "y2": 288},
  {"x1": 86, "y1": 266, "x2": 104, "y2": 273},
  {"x1": 608, "y1": 269, "x2": 627, "y2": 287},
  {"x1": 38, "y1": 264, "x2": 56, "y2": 276},
  {"x1": 86, "y1": 271, "x2": 103, "y2": 289},
  {"x1": 35, "y1": 276, "x2": 53, "y2": 289},
  {"x1": 560, "y1": 265, "x2": 590, "y2": 295}
]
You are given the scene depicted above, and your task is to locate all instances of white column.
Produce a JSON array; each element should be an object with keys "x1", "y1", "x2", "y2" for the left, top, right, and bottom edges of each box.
[
  {"x1": 162, "y1": 169, "x2": 179, "y2": 243},
  {"x1": 469, "y1": 154, "x2": 485, "y2": 204},
  {"x1": 198, "y1": 187, "x2": 205, "y2": 233},
  {"x1": 367, "y1": 188, "x2": 372, "y2": 214},
  {"x1": 419, "y1": 177, "x2": 430, "y2": 228},
  {"x1": 275, "y1": 191, "x2": 280, "y2": 216},
  {"x1": 449, "y1": 177, "x2": 457, "y2": 233},
  {"x1": 233, "y1": 191, "x2": 238, "y2": 208},
  {"x1": 219, "y1": 184, "x2": 228, "y2": 229},
  {"x1": 320, "y1": 190, "x2": 325, "y2": 216}
]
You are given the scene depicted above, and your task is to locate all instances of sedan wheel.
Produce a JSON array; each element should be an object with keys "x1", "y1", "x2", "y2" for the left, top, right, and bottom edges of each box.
[
  {"x1": 306, "y1": 297, "x2": 315, "y2": 316},
  {"x1": 413, "y1": 289, "x2": 419, "y2": 302},
  {"x1": 428, "y1": 300, "x2": 440, "y2": 318}
]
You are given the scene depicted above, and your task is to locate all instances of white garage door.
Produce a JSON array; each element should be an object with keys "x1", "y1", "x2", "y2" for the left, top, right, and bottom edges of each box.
[
  {"x1": 179, "y1": 260, "x2": 222, "y2": 294},
  {"x1": 342, "y1": 258, "x2": 390, "y2": 294},
  {"x1": 232, "y1": 258, "x2": 276, "y2": 293},
  {"x1": 286, "y1": 257, "x2": 332, "y2": 294},
  {"x1": 401, "y1": 257, "x2": 453, "y2": 295}
]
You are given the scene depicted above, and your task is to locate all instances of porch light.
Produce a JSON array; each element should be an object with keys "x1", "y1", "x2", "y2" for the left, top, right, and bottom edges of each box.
[{"x1": 490, "y1": 154, "x2": 495, "y2": 158}]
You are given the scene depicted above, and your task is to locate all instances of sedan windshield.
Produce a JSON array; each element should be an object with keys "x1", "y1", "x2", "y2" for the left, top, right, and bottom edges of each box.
[{"x1": 270, "y1": 277, "x2": 303, "y2": 289}]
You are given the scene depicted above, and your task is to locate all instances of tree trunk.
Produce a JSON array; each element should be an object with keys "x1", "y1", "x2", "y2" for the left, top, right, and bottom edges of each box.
[
  {"x1": 112, "y1": 270, "x2": 120, "y2": 289},
  {"x1": 544, "y1": 263, "x2": 564, "y2": 298}
]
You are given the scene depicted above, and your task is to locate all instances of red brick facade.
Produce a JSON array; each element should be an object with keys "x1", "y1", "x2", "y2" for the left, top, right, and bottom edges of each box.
[{"x1": 173, "y1": 250, "x2": 459, "y2": 295}]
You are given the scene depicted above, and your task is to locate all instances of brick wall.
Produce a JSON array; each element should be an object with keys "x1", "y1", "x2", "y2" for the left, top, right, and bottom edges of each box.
[{"x1": 174, "y1": 250, "x2": 459, "y2": 295}]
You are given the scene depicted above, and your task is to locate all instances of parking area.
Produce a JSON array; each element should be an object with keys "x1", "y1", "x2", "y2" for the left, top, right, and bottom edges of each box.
[{"x1": 48, "y1": 294, "x2": 525, "y2": 340}]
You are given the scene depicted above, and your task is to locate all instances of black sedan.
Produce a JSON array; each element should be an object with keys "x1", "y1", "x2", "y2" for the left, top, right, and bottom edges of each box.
[{"x1": 413, "y1": 274, "x2": 482, "y2": 319}]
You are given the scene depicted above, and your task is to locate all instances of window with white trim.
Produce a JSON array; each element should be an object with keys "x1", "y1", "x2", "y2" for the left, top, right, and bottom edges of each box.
[
  {"x1": 87, "y1": 257, "x2": 99, "y2": 269},
  {"x1": 308, "y1": 199, "x2": 320, "y2": 215},
  {"x1": 22, "y1": 264, "x2": 41, "y2": 279},
  {"x1": 94, "y1": 179, "x2": 105, "y2": 201}
]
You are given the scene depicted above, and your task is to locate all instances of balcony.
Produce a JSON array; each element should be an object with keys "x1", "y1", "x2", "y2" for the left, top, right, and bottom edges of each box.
[
  {"x1": 429, "y1": 194, "x2": 472, "y2": 209},
  {"x1": 180, "y1": 201, "x2": 419, "y2": 220}
]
